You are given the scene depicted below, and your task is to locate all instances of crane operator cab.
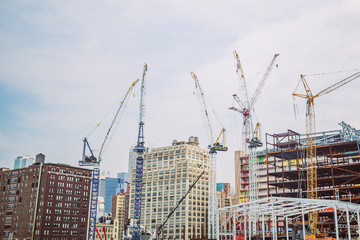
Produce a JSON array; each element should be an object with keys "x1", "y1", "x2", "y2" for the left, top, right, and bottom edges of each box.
[{"x1": 79, "y1": 138, "x2": 100, "y2": 167}]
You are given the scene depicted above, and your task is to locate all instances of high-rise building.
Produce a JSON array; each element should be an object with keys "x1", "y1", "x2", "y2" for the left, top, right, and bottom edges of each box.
[
  {"x1": 217, "y1": 183, "x2": 232, "y2": 208},
  {"x1": 0, "y1": 162, "x2": 92, "y2": 240},
  {"x1": 13, "y1": 155, "x2": 34, "y2": 170},
  {"x1": 111, "y1": 193, "x2": 127, "y2": 239},
  {"x1": 234, "y1": 150, "x2": 275, "y2": 204},
  {"x1": 129, "y1": 137, "x2": 209, "y2": 239},
  {"x1": 216, "y1": 183, "x2": 224, "y2": 192},
  {"x1": 104, "y1": 173, "x2": 128, "y2": 213}
]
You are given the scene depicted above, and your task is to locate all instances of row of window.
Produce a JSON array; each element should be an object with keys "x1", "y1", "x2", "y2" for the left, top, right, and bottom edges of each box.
[
  {"x1": 45, "y1": 215, "x2": 87, "y2": 222},
  {"x1": 48, "y1": 192, "x2": 89, "y2": 201},
  {"x1": 48, "y1": 167, "x2": 91, "y2": 177}
]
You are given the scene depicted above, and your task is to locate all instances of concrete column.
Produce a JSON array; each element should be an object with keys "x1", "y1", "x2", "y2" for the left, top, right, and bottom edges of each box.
[
  {"x1": 249, "y1": 213, "x2": 252, "y2": 240},
  {"x1": 334, "y1": 207, "x2": 339, "y2": 240},
  {"x1": 262, "y1": 215, "x2": 265, "y2": 240},
  {"x1": 302, "y1": 205, "x2": 306, "y2": 240},
  {"x1": 286, "y1": 217, "x2": 289, "y2": 240},
  {"x1": 244, "y1": 215, "x2": 247, "y2": 240},
  {"x1": 233, "y1": 212, "x2": 236, "y2": 240},
  {"x1": 346, "y1": 206, "x2": 351, "y2": 240}
]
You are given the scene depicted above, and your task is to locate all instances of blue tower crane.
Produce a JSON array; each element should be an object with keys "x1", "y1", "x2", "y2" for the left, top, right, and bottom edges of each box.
[
  {"x1": 132, "y1": 63, "x2": 148, "y2": 240},
  {"x1": 79, "y1": 79, "x2": 139, "y2": 240}
]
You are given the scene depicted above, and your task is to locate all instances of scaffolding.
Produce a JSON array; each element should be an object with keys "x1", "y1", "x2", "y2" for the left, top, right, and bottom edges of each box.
[{"x1": 217, "y1": 197, "x2": 360, "y2": 239}]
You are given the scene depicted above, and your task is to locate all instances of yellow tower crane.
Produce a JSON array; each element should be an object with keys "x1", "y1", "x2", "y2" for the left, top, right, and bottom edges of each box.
[{"x1": 293, "y1": 72, "x2": 360, "y2": 238}]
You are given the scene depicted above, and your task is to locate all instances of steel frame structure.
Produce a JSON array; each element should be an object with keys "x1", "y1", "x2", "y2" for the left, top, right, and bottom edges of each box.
[
  {"x1": 217, "y1": 197, "x2": 360, "y2": 240},
  {"x1": 266, "y1": 126, "x2": 360, "y2": 203}
]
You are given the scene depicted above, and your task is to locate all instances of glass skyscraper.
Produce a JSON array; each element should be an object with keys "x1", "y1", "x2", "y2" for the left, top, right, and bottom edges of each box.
[{"x1": 13, "y1": 155, "x2": 34, "y2": 169}]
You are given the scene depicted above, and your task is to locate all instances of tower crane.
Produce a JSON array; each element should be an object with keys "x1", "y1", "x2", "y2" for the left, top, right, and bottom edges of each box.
[
  {"x1": 191, "y1": 72, "x2": 228, "y2": 240},
  {"x1": 132, "y1": 63, "x2": 148, "y2": 240},
  {"x1": 230, "y1": 52, "x2": 279, "y2": 201},
  {"x1": 230, "y1": 52, "x2": 278, "y2": 238},
  {"x1": 293, "y1": 71, "x2": 360, "y2": 238},
  {"x1": 80, "y1": 79, "x2": 139, "y2": 240}
]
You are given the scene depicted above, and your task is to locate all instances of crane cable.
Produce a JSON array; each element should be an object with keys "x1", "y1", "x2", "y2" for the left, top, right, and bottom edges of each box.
[
  {"x1": 303, "y1": 68, "x2": 360, "y2": 77},
  {"x1": 85, "y1": 108, "x2": 115, "y2": 139}
]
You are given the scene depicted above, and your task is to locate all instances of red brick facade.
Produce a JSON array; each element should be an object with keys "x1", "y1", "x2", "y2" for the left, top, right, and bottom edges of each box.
[{"x1": 0, "y1": 163, "x2": 92, "y2": 240}]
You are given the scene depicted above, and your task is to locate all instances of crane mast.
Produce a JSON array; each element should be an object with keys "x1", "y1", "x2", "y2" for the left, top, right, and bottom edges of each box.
[
  {"x1": 191, "y1": 72, "x2": 227, "y2": 240},
  {"x1": 293, "y1": 72, "x2": 360, "y2": 237},
  {"x1": 132, "y1": 63, "x2": 148, "y2": 240}
]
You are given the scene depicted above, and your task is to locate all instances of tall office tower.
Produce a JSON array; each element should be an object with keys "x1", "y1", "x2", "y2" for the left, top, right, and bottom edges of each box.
[
  {"x1": 117, "y1": 172, "x2": 129, "y2": 192},
  {"x1": 13, "y1": 155, "x2": 34, "y2": 170},
  {"x1": 129, "y1": 137, "x2": 209, "y2": 239},
  {"x1": 104, "y1": 173, "x2": 128, "y2": 214},
  {"x1": 0, "y1": 163, "x2": 92, "y2": 240}
]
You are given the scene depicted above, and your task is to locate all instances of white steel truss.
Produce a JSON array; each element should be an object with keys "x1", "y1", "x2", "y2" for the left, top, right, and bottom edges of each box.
[{"x1": 217, "y1": 197, "x2": 360, "y2": 240}]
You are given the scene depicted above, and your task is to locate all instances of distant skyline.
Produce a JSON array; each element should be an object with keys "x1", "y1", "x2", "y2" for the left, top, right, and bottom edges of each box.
[{"x1": 1, "y1": 1, "x2": 360, "y2": 185}]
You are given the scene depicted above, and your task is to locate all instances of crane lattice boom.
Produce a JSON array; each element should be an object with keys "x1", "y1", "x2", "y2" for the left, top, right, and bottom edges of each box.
[{"x1": 98, "y1": 79, "x2": 139, "y2": 162}]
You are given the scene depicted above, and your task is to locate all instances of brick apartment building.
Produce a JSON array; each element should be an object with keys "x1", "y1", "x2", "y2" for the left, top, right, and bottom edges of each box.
[{"x1": 0, "y1": 161, "x2": 92, "y2": 240}]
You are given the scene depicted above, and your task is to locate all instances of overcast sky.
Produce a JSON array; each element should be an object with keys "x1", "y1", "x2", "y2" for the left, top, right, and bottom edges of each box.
[{"x1": 1, "y1": 0, "x2": 359, "y2": 185}]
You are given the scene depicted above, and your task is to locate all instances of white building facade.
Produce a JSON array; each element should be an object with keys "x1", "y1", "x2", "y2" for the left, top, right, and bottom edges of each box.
[{"x1": 129, "y1": 137, "x2": 209, "y2": 239}]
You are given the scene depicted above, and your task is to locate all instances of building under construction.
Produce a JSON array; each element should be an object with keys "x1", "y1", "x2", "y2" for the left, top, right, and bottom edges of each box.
[
  {"x1": 266, "y1": 121, "x2": 360, "y2": 203},
  {"x1": 219, "y1": 122, "x2": 360, "y2": 239}
]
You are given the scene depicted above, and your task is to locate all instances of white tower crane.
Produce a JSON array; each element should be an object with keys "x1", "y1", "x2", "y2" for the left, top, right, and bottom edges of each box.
[
  {"x1": 191, "y1": 72, "x2": 228, "y2": 240},
  {"x1": 230, "y1": 52, "x2": 278, "y2": 238}
]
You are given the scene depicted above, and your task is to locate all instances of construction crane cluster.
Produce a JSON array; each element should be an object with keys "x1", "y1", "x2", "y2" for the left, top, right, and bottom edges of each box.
[{"x1": 77, "y1": 51, "x2": 360, "y2": 240}]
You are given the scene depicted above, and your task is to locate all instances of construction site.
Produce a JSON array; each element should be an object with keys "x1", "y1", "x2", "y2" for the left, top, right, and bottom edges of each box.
[
  {"x1": 220, "y1": 123, "x2": 360, "y2": 239},
  {"x1": 76, "y1": 53, "x2": 360, "y2": 240},
  {"x1": 217, "y1": 52, "x2": 360, "y2": 239}
]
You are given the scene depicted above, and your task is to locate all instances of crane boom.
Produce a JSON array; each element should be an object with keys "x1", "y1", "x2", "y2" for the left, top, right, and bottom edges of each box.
[
  {"x1": 234, "y1": 51, "x2": 250, "y2": 110},
  {"x1": 157, "y1": 170, "x2": 205, "y2": 238},
  {"x1": 315, "y1": 72, "x2": 360, "y2": 98},
  {"x1": 191, "y1": 71, "x2": 214, "y2": 143},
  {"x1": 133, "y1": 63, "x2": 148, "y2": 240},
  {"x1": 98, "y1": 79, "x2": 139, "y2": 162},
  {"x1": 249, "y1": 54, "x2": 279, "y2": 109}
]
